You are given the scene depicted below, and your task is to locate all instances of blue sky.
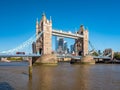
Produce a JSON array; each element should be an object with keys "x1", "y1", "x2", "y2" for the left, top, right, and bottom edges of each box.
[{"x1": 0, "y1": 0, "x2": 120, "y2": 52}]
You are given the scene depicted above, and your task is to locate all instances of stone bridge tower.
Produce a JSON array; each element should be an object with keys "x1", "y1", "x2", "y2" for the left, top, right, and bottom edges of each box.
[
  {"x1": 75, "y1": 25, "x2": 88, "y2": 56},
  {"x1": 36, "y1": 13, "x2": 52, "y2": 55},
  {"x1": 33, "y1": 13, "x2": 57, "y2": 64},
  {"x1": 103, "y1": 48, "x2": 114, "y2": 60}
]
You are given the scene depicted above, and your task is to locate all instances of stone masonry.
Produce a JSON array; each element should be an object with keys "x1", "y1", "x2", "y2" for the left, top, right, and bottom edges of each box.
[
  {"x1": 32, "y1": 14, "x2": 89, "y2": 64},
  {"x1": 75, "y1": 25, "x2": 88, "y2": 56},
  {"x1": 36, "y1": 13, "x2": 52, "y2": 55}
]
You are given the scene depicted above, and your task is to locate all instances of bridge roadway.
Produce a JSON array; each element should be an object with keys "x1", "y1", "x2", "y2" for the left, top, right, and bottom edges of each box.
[
  {"x1": 0, "y1": 53, "x2": 111, "y2": 60},
  {"x1": 52, "y1": 29, "x2": 84, "y2": 39},
  {"x1": 93, "y1": 56, "x2": 111, "y2": 59},
  {"x1": 57, "y1": 54, "x2": 111, "y2": 60},
  {"x1": 0, "y1": 54, "x2": 41, "y2": 57}
]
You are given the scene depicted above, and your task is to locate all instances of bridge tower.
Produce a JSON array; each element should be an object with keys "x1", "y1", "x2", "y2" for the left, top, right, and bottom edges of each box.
[
  {"x1": 75, "y1": 25, "x2": 88, "y2": 56},
  {"x1": 36, "y1": 13, "x2": 52, "y2": 55},
  {"x1": 103, "y1": 48, "x2": 114, "y2": 60}
]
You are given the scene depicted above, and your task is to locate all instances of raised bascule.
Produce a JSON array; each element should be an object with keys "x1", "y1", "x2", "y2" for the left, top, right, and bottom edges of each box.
[{"x1": 32, "y1": 13, "x2": 89, "y2": 64}]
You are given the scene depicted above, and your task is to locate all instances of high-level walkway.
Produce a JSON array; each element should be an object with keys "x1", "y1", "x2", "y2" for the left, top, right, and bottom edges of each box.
[{"x1": 52, "y1": 29, "x2": 83, "y2": 39}]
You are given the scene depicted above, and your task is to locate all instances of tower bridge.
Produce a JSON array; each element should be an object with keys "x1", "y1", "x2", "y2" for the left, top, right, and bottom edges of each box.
[
  {"x1": 0, "y1": 13, "x2": 113, "y2": 64},
  {"x1": 35, "y1": 13, "x2": 88, "y2": 56}
]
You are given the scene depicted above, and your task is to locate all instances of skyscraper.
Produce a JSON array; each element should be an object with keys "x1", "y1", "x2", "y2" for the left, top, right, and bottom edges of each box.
[
  {"x1": 32, "y1": 42, "x2": 36, "y2": 54},
  {"x1": 56, "y1": 37, "x2": 64, "y2": 53},
  {"x1": 70, "y1": 45, "x2": 75, "y2": 54},
  {"x1": 64, "y1": 41, "x2": 67, "y2": 51}
]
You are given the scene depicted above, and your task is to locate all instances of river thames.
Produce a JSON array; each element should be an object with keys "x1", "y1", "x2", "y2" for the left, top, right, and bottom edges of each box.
[{"x1": 0, "y1": 62, "x2": 120, "y2": 90}]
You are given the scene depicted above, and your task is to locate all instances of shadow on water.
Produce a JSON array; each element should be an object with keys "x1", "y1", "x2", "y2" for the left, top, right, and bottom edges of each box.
[
  {"x1": 0, "y1": 82, "x2": 14, "y2": 90},
  {"x1": 0, "y1": 62, "x2": 28, "y2": 66}
]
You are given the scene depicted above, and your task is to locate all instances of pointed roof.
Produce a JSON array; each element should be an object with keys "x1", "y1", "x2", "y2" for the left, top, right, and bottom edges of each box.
[
  {"x1": 42, "y1": 12, "x2": 46, "y2": 21},
  {"x1": 80, "y1": 24, "x2": 85, "y2": 31}
]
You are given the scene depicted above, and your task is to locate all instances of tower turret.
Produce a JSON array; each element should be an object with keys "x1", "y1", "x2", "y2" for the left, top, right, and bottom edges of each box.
[
  {"x1": 42, "y1": 13, "x2": 47, "y2": 22},
  {"x1": 79, "y1": 24, "x2": 85, "y2": 34}
]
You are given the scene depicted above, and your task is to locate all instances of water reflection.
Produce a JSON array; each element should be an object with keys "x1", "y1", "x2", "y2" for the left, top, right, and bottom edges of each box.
[
  {"x1": 0, "y1": 62, "x2": 120, "y2": 90},
  {"x1": 31, "y1": 63, "x2": 120, "y2": 90}
]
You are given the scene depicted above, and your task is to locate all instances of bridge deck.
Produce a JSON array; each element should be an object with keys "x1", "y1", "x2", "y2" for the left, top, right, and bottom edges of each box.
[
  {"x1": 0, "y1": 53, "x2": 111, "y2": 60},
  {"x1": 0, "y1": 54, "x2": 41, "y2": 57},
  {"x1": 57, "y1": 55, "x2": 111, "y2": 60}
]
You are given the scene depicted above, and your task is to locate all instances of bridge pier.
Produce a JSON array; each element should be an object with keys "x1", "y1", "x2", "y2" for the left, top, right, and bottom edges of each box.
[
  {"x1": 81, "y1": 55, "x2": 95, "y2": 64},
  {"x1": 32, "y1": 54, "x2": 58, "y2": 65}
]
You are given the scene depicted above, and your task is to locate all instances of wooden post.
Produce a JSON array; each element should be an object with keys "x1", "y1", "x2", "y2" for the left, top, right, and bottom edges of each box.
[{"x1": 29, "y1": 57, "x2": 32, "y2": 79}]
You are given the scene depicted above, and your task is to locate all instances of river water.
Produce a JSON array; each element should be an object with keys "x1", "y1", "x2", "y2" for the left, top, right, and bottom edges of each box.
[{"x1": 0, "y1": 62, "x2": 120, "y2": 90}]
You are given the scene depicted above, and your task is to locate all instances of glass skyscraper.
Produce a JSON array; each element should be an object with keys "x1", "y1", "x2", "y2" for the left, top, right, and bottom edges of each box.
[{"x1": 56, "y1": 37, "x2": 64, "y2": 53}]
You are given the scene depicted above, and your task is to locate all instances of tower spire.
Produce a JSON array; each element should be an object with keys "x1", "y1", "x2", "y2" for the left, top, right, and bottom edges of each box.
[{"x1": 42, "y1": 12, "x2": 46, "y2": 21}]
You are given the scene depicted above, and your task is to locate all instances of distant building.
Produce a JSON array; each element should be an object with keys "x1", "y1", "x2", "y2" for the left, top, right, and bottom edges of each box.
[
  {"x1": 56, "y1": 37, "x2": 64, "y2": 53},
  {"x1": 32, "y1": 42, "x2": 36, "y2": 54},
  {"x1": 115, "y1": 52, "x2": 120, "y2": 54},
  {"x1": 58, "y1": 37, "x2": 64, "y2": 50},
  {"x1": 64, "y1": 41, "x2": 70, "y2": 54},
  {"x1": 64, "y1": 41, "x2": 67, "y2": 51},
  {"x1": 67, "y1": 48, "x2": 69, "y2": 53},
  {"x1": 55, "y1": 36, "x2": 58, "y2": 51},
  {"x1": 104, "y1": 48, "x2": 114, "y2": 59},
  {"x1": 70, "y1": 45, "x2": 75, "y2": 53},
  {"x1": 104, "y1": 48, "x2": 112, "y2": 55}
]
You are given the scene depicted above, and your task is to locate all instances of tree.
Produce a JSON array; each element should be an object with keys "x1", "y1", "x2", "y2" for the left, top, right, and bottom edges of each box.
[
  {"x1": 92, "y1": 51, "x2": 99, "y2": 56},
  {"x1": 114, "y1": 53, "x2": 120, "y2": 60}
]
